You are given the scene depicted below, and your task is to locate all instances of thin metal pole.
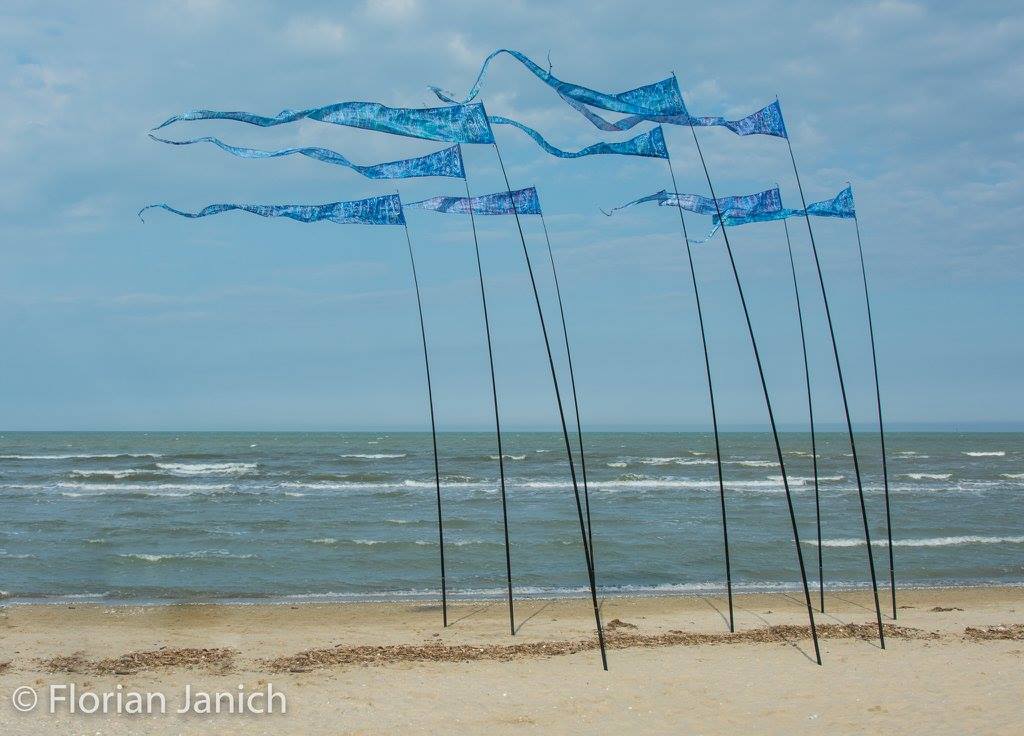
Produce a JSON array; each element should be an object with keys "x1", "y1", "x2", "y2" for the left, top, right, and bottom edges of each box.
[
  {"x1": 401, "y1": 220, "x2": 447, "y2": 627},
  {"x1": 492, "y1": 139, "x2": 608, "y2": 670},
  {"x1": 665, "y1": 154, "x2": 733, "y2": 632},
  {"x1": 538, "y1": 213, "x2": 595, "y2": 565},
  {"x1": 682, "y1": 113, "x2": 822, "y2": 665},
  {"x1": 854, "y1": 212, "x2": 895, "y2": 619},
  {"x1": 463, "y1": 156, "x2": 516, "y2": 636},
  {"x1": 783, "y1": 123, "x2": 885, "y2": 649},
  {"x1": 783, "y1": 219, "x2": 823, "y2": 613}
]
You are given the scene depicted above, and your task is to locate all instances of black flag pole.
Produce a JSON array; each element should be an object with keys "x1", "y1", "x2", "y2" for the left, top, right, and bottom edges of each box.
[
  {"x1": 680, "y1": 102, "x2": 822, "y2": 665},
  {"x1": 664, "y1": 154, "x2": 734, "y2": 632},
  {"x1": 400, "y1": 214, "x2": 447, "y2": 628},
  {"x1": 491, "y1": 139, "x2": 608, "y2": 670},
  {"x1": 462, "y1": 151, "x2": 516, "y2": 636},
  {"x1": 783, "y1": 218, "x2": 824, "y2": 612},
  {"x1": 852, "y1": 206, "x2": 895, "y2": 619},
  {"x1": 781, "y1": 103, "x2": 886, "y2": 649},
  {"x1": 538, "y1": 213, "x2": 596, "y2": 562}
]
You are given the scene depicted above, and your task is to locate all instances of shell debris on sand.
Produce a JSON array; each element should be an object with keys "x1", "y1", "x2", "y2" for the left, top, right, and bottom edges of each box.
[
  {"x1": 38, "y1": 647, "x2": 236, "y2": 675},
  {"x1": 261, "y1": 623, "x2": 931, "y2": 673},
  {"x1": 963, "y1": 624, "x2": 1024, "y2": 641}
]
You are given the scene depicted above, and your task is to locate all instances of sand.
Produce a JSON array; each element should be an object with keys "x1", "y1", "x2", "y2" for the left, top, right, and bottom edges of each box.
[{"x1": 1, "y1": 586, "x2": 1022, "y2": 734}]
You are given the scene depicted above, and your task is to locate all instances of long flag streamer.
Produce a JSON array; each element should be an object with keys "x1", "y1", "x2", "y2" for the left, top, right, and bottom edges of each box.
[
  {"x1": 405, "y1": 187, "x2": 542, "y2": 215},
  {"x1": 490, "y1": 117, "x2": 668, "y2": 159},
  {"x1": 432, "y1": 49, "x2": 786, "y2": 138},
  {"x1": 430, "y1": 48, "x2": 684, "y2": 116},
  {"x1": 603, "y1": 186, "x2": 782, "y2": 218},
  {"x1": 687, "y1": 186, "x2": 854, "y2": 243},
  {"x1": 153, "y1": 101, "x2": 496, "y2": 144},
  {"x1": 138, "y1": 195, "x2": 405, "y2": 225},
  {"x1": 149, "y1": 135, "x2": 467, "y2": 179}
]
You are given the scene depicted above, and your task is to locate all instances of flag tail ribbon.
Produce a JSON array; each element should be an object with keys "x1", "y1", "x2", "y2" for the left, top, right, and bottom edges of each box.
[
  {"x1": 430, "y1": 49, "x2": 684, "y2": 116},
  {"x1": 152, "y1": 102, "x2": 495, "y2": 144},
  {"x1": 489, "y1": 117, "x2": 668, "y2": 159},
  {"x1": 405, "y1": 187, "x2": 541, "y2": 215},
  {"x1": 138, "y1": 194, "x2": 406, "y2": 225},
  {"x1": 148, "y1": 135, "x2": 466, "y2": 179}
]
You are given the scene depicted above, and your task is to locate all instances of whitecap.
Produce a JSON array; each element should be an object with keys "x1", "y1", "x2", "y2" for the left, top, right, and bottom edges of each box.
[
  {"x1": 902, "y1": 473, "x2": 952, "y2": 480},
  {"x1": 807, "y1": 535, "x2": 1024, "y2": 548},
  {"x1": 340, "y1": 453, "x2": 407, "y2": 459},
  {"x1": 963, "y1": 451, "x2": 1005, "y2": 457},
  {"x1": 156, "y1": 462, "x2": 256, "y2": 476}
]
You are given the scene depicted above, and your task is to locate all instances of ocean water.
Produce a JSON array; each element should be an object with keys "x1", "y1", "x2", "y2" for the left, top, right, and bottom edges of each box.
[{"x1": 0, "y1": 431, "x2": 1021, "y2": 604}]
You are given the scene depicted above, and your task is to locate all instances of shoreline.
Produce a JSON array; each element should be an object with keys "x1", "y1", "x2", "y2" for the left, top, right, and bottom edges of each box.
[{"x1": 2, "y1": 579, "x2": 1021, "y2": 607}]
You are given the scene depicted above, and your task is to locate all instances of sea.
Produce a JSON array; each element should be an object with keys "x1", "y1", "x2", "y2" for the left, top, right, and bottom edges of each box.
[{"x1": 0, "y1": 432, "x2": 1021, "y2": 604}]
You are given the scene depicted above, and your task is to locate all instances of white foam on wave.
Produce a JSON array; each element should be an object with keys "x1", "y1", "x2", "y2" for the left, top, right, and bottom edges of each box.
[
  {"x1": 963, "y1": 451, "x2": 1006, "y2": 457},
  {"x1": 118, "y1": 549, "x2": 257, "y2": 562},
  {"x1": 70, "y1": 468, "x2": 141, "y2": 479},
  {"x1": 156, "y1": 462, "x2": 257, "y2": 476},
  {"x1": 57, "y1": 481, "x2": 232, "y2": 494},
  {"x1": 903, "y1": 473, "x2": 952, "y2": 480},
  {"x1": 308, "y1": 538, "x2": 338, "y2": 545},
  {"x1": 1000, "y1": 473, "x2": 1024, "y2": 480},
  {"x1": 606, "y1": 462, "x2": 628, "y2": 468},
  {"x1": 340, "y1": 453, "x2": 407, "y2": 459},
  {"x1": 490, "y1": 454, "x2": 526, "y2": 460},
  {"x1": 808, "y1": 535, "x2": 1024, "y2": 548},
  {"x1": 640, "y1": 457, "x2": 717, "y2": 466},
  {"x1": 735, "y1": 460, "x2": 776, "y2": 468}
]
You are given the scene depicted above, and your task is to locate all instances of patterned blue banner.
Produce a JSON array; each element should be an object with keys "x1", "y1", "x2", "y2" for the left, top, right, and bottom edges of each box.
[
  {"x1": 490, "y1": 117, "x2": 668, "y2": 159},
  {"x1": 138, "y1": 194, "x2": 406, "y2": 225},
  {"x1": 430, "y1": 49, "x2": 684, "y2": 116},
  {"x1": 405, "y1": 187, "x2": 541, "y2": 216},
  {"x1": 604, "y1": 187, "x2": 782, "y2": 218},
  {"x1": 149, "y1": 135, "x2": 465, "y2": 179},
  {"x1": 803, "y1": 185, "x2": 854, "y2": 219},
  {"x1": 153, "y1": 102, "x2": 495, "y2": 144},
  {"x1": 568, "y1": 98, "x2": 787, "y2": 139},
  {"x1": 689, "y1": 186, "x2": 856, "y2": 242}
]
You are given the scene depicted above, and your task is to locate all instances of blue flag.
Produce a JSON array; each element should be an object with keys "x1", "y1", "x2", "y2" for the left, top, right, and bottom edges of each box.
[
  {"x1": 138, "y1": 194, "x2": 406, "y2": 225},
  {"x1": 405, "y1": 187, "x2": 542, "y2": 216},
  {"x1": 690, "y1": 186, "x2": 856, "y2": 242},
  {"x1": 153, "y1": 102, "x2": 495, "y2": 145},
  {"x1": 604, "y1": 187, "x2": 782, "y2": 218},
  {"x1": 566, "y1": 96, "x2": 788, "y2": 139},
  {"x1": 490, "y1": 117, "x2": 668, "y2": 159},
  {"x1": 434, "y1": 51, "x2": 787, "y2": 139},
  {"x1": 430, "y1": 49, "x2": 684, "y2": 116},
  {"x1": 149, "y1": 135, "x2": 466, "y2": 179}
]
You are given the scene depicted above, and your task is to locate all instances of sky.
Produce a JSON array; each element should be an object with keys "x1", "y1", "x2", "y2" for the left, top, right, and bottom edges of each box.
[{"x1": 1, "y1": 0, "x2": 1021, "y2": 431}]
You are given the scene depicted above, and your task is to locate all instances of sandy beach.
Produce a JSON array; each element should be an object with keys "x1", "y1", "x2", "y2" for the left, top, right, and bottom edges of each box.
[{"x1": 0, "y1": 586, "x2": 1021, "y2": 734}]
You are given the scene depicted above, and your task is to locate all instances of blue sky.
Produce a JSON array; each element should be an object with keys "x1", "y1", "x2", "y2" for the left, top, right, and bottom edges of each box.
[{"x1": 1, "y1": 0, "x2": 1021, "y2": 431}]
